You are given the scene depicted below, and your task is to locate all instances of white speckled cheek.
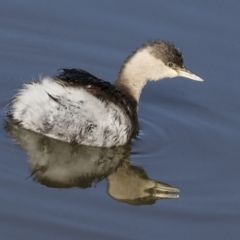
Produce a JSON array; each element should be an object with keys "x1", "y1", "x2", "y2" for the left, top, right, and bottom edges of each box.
[{"x1": 150, "y1": 60, "x2": 178, "y2": 80}]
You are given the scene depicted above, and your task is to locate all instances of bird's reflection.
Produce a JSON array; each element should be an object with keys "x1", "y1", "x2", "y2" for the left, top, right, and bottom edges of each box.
[{"x1": 6, "y1": 121, "x2": 180, "y2": 205}]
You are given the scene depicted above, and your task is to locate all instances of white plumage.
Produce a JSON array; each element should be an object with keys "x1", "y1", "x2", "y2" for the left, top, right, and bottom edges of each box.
[{"x1": 11, "y1": 77, "x2": 131, "y2": 147}]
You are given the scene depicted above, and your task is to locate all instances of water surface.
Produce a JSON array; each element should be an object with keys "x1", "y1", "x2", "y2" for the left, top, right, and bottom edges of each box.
[{"x1": 1, "y1": 1, "x2": 240, "y2": 239}]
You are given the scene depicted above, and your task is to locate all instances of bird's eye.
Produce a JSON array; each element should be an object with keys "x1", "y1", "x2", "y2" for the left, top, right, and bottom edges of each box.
[{"x1": 167, "y1": 62, "x2": 173, "y2": 67}]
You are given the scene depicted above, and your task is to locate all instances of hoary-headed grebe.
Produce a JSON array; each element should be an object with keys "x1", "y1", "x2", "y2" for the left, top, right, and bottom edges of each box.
[{"x1": 9, "y1": 40, "x2": 203, "y2": 147}]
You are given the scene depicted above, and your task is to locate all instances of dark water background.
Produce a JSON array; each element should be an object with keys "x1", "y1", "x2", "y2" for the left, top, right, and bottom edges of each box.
[{"x1": 1, "y1": 1, "x2": 240, "y2": 239}]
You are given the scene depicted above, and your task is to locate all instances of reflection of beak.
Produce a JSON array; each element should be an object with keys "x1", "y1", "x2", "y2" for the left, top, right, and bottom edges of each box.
[
  {"x1": 153, "y1": 183, "x2": 180, "y2": 199},
  {"x1": 178, "y1": 67, "x2": 204, "y2": 81}
]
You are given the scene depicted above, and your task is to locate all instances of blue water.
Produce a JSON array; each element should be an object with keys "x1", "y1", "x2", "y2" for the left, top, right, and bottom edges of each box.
[{"x1": 1, "y1": 1, "x2": 240, "y2": 239}]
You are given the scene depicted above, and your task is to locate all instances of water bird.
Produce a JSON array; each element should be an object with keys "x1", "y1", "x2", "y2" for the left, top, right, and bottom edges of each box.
[{"x1": 9, "y1": 40, "x2": 203, "y2": 147}]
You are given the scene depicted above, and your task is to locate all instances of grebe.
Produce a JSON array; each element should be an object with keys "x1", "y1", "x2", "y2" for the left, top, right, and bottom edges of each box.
[{"x1": 9, "y1": 40, "x2": 203, "y2": 147}]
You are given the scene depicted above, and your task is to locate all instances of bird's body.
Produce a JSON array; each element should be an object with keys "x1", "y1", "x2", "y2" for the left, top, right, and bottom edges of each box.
[
  {"x1": 11, "y1": 69, "x2": 138, "y2": 147},
  {"x1": 9, "y1": 40, "x2": 203, "y2": 147}
]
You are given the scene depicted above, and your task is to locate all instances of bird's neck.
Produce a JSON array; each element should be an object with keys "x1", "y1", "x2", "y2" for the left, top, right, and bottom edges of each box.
[{"x1": 114, "y1": 48, "x2": 166, "y2": 102}]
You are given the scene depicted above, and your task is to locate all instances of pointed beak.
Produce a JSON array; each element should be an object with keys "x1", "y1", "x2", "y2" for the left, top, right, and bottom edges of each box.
[
  {"x1": 153, "y1": 183, "x2": 180, "y2": 199},
  {"x1": 178, "y1": 67, "x2": 204, "y2": 82}
]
